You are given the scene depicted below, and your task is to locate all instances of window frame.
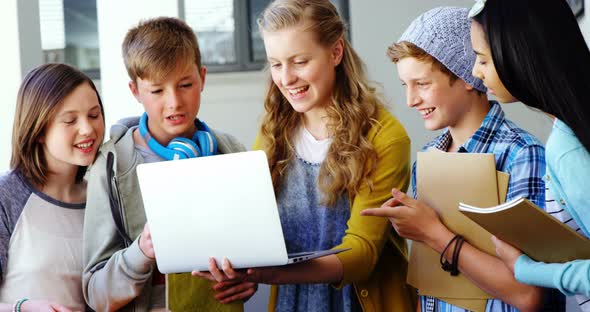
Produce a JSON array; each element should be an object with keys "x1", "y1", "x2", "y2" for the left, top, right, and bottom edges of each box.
[
  {"x1": 181, "y1": 0, "x2": 350, "y2": 73},
  {"x1": 42, "y1": 0, "x2": 350, "y2": 77}
]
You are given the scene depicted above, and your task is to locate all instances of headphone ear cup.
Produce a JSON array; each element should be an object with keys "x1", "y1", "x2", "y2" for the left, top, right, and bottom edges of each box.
[
  {"x1": 193, "y1": 130, "x2": 216, "y2": 156},
  {"x1": 140, "y1": 113, "x2": 218, "y2": 160},
  {"x1": 167, "y1": 137, "x2": 201, "y2": 158}
]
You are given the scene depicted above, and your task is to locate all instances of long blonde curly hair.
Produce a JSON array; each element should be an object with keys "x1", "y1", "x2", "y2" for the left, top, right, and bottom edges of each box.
[{"x1": 258, "y1": 0, "x2": 383, "y2": 206}]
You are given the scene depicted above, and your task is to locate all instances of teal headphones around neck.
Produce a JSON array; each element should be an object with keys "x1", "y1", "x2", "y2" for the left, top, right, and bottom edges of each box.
[{"x1": 138, "y1": 112, "x2": 217, "y2": 160}]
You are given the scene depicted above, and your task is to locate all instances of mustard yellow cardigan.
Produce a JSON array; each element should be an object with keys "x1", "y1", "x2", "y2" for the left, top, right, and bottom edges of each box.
[{"x1": 254, "y1": 107, "x2": 417, "y2": 312}]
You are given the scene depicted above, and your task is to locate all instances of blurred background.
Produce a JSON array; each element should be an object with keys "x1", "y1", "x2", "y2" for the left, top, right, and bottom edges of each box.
[{"x1": 1, "y1": 0, "x2": 587, "y2": 310}]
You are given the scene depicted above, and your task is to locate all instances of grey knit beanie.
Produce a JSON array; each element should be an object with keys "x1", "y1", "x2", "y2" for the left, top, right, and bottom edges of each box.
[{"x1": 398, "y1": 7, "x2": 486, "y2": 92}]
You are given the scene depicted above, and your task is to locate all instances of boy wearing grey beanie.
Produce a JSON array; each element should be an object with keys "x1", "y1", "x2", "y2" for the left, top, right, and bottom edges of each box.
[{"x1": 362, "y1": 6, "x2": 560, "y2": 312}]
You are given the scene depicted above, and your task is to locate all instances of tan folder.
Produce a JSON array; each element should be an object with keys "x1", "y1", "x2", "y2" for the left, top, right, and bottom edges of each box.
[
  {"x1": 460, "y1": 197, "x2": 590, "y2": 263},
  {"x1": 407, "y1": 152, "x2": 509, "y2": 312}
]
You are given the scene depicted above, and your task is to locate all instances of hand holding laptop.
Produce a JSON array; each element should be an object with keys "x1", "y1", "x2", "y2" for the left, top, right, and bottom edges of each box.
[
  {"x1": 192, "y1": 256, "x2": 279, "y2": 284},
  {"x1": 193, "y1": 250, "x2": 349, "y2": 287},
  {"x1": 192, "y1": 256, "x2": 279, "y2": 304},
  {"x1": 212, "y1": 280, "x2": 258, "y2": 304},
  {"x1": 138, "y1": 223, "x2": 155, "y2": 259}
]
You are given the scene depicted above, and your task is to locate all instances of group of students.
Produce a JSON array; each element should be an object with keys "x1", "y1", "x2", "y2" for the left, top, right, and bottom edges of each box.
[{"x1": 0, "y1": 0, "x2": 588, "y2": 311}]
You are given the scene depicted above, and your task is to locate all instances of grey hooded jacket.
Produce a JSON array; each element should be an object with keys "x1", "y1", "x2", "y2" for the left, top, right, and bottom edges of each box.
[{"x1": 82, "y1": 117, "x2": 246, "y2": 312}]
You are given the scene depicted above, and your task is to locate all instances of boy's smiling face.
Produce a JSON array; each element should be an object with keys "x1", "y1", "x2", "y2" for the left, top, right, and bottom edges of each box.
[
  {"x1": 130, "y1": 62, "x2": 206, "y2": 145},
  {"x1": 396, "y1": 57, "x2": 477, "y2": 131}
]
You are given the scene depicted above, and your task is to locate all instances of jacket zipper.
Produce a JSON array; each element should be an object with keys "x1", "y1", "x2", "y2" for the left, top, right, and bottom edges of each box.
[
  {"x1": 112, "y1": 176, "x2": 129, "y2": 249},
  {"x1": 112, "y1": 176, "x2": 137, "y2": 312}
]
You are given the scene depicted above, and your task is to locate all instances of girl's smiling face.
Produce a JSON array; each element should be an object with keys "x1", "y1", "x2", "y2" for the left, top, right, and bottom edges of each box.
[
  {"x1": 470, "y1": 21, "x2": 518, "y2": 103},
  {"x1": 263, "y1": 25, "x2": 343, "y2": 115}
]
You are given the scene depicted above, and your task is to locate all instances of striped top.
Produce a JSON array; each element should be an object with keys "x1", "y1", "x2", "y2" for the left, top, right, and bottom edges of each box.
[
  {"x1": 545, "y1": 182, "x2": 589, "y2": 311},
  {"x1": 514, "y1": 118, "x2": 589, "y2": 309}
]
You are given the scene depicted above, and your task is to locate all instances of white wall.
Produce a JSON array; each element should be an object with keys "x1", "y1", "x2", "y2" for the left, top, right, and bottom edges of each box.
[
  {"x1": 0, "y1": 1, "x2": 21, "y2": 173},
  {"x1": 579, "y1": 0, "x2": 590, "y2": 45},
  {"x1": 0, "y1": 0, "x2": 42, "y2": 172},
  {"x1": 198, "y1": 71, "x2": 266, "y2": 147},
  {"x1": 96, "y1": 0, "x2": 181, "y2": 137}
]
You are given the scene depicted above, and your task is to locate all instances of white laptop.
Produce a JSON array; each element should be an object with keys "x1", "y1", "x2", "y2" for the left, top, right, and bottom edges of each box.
[{"x1": 136, "y1": 150, "x2": 349, "y2": 274}]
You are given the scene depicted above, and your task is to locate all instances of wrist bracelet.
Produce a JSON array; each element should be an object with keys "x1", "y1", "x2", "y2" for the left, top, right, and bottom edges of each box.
[
  {"x1": 14, "y1": 298, "x2": 28, "y2": 312},
  {"x1": 450, "y1": 236, "x2": 465, "y2": 276},
  {"x1": 440, "y1": 234, "x2": 460, "y2": 273}
]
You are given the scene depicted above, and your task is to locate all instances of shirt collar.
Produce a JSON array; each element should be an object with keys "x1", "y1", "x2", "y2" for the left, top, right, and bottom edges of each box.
[{"x1": 425, "y1": 101, "x2": 504, "y2": 153}]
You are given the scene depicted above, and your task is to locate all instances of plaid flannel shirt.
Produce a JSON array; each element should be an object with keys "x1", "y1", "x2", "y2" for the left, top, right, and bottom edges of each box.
[{"x1": 411, "y1": 102, "x2": 563, "y2": 312}]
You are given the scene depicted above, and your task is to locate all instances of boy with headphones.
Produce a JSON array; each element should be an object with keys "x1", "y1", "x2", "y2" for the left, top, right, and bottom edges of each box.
[{"x1": 82, "y1": 17, "x2": 255, "y2": 312}]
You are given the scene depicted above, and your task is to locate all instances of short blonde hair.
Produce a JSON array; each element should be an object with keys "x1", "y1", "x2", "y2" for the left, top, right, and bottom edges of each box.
[
  {"x1": 387, "y1": 41, "x2": 459, "y2": 84},
  {"x1": 122, "y1": 17, "x2": 202, "y2": 82},
  {"x1": 11, "y1": 63, "x2": 104, "y2": 186}
]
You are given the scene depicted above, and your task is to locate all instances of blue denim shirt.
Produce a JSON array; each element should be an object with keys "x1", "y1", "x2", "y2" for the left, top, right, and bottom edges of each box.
[{"x1": 274, "y1": 156, "x2": 360, "y2": 312}]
